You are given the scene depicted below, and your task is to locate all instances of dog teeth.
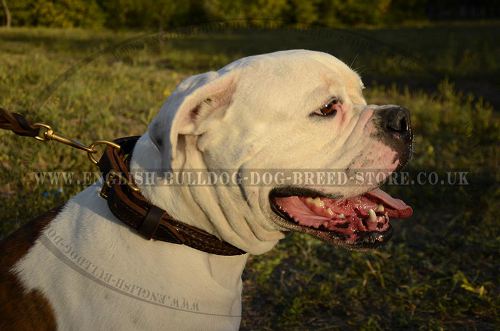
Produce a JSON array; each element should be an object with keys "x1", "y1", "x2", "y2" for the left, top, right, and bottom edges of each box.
[
  {"x1": 338, "y1": 213, "x2": 345, "y2": 219},
  {"x1": 368, "y1": 209, "x2": 377, "y2": 223},
  {"x1": 313, "y1": 197, "x2": 325, "y2": 208},
  {"x1": 326, "y1": 208, "x2": 334, "y2": 216},
  {"x1": 306, "y1": 197, "x2": 325, "y2": 208},
  {"x1": 376, "y1": 204, "x2": 384, "y2": 212}
]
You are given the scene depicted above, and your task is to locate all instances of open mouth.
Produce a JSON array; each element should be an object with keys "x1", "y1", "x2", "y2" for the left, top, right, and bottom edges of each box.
[{"x1": 270, "y1": 187, "x2": 412, "y2": 249}]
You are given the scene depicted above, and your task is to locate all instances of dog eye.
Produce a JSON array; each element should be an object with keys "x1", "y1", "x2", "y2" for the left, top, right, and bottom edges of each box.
[{"x1": 312, "y1": 97, "x2": 341, "y2": 117}]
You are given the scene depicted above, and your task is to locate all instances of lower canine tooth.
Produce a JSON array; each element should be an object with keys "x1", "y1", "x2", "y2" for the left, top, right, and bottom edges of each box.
[
  {"x1": 376, "y1": 204, "x2": 384, "y2": 212},
  {"x1": 368, "y1": 209, "x2": 377, "y2": 222},
  {"x1": 338, "y1": 213, "x2": 345, "y2": 219}
]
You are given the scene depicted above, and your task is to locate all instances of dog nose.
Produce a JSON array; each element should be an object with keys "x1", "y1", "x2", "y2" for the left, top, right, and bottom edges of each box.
[{"x1": 382, "y1": 106, "x2": 410, "y2": 133}]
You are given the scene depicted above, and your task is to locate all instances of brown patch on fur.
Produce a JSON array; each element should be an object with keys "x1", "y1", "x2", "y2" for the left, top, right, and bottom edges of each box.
[{"x1": 0, "y1": 206, "x2": 63, "y2": 331}]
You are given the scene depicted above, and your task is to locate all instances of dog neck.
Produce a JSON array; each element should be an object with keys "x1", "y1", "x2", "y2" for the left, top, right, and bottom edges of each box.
[{"x1": 129, "y1": 134, "x2": 283, "y2": 255}]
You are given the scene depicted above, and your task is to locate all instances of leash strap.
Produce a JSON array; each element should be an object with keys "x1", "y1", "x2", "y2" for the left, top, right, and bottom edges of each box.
[
  {"x1": 0, "y1": 108, "x2": 40, "y2": 137},
  {"x1": 0, "y1": 108, "x2": 246, "y2": 256}
]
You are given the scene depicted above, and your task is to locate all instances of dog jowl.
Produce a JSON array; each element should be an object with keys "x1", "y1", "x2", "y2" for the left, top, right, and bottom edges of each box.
[{"x1": 270, "y1": 103, "x2": 413, "y2": 249}]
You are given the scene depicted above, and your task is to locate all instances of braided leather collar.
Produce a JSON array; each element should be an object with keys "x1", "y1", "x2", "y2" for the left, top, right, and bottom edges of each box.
[{"x1": 97, "y1": 136, "x2": 246, "y2": 256}]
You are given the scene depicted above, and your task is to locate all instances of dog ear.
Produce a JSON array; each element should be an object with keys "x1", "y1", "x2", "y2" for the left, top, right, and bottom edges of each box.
[{"x1": 149, "y1": 71, "x2": 237, "y2": 170}]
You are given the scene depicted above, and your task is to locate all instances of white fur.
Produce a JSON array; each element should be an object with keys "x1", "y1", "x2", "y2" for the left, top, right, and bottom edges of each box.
[
  {"x1": 12, "y1": 50, "x2": 400, "y2": 330},
  {"x1": 14, "y1": 186, "x2": 247, "y2": 330}
]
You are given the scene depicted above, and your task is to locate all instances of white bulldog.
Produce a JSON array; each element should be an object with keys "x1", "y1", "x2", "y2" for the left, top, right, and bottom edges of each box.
[{"x1": 1, "y1": 50, "x2": 412, "y2": 331}]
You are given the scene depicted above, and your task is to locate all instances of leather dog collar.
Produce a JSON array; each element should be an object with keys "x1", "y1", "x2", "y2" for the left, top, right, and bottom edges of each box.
[{"x1": 97, "y1": 136, "x2": 246, "y2": 256}]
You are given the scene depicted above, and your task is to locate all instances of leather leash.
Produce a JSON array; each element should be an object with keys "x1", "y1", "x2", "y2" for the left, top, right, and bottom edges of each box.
[{"x1": 0, "y1": 108, "x2": 245, "y2": 256}]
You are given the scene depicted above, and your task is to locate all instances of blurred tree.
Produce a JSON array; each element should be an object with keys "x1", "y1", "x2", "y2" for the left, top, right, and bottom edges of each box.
[
  {"x1": 388, "y1": 0, "x2": 427, "y2": 23},
  {"x1": 246, "y1": 0, "x2": 288, "y2": 25},
  {"x1": 286, "y1": 0, "x2": 320, "y2": 26},
  {"x1": 98, "y1": 0, "x2": 190, "y2": 30},
  {"x1": 0, "y1": 0, "x2": 33, "y2": 26},
  {"x1": 1, "y1": 0, "x2": 11, "y2": 28},
  {"x1": 37, "y1": 0, "x2": 104, "y2": 28},
  {"x1": 143, "y1": 0, "x2": 190, "y2": 31},
  {"x1": 1, "y1": 0, "x2": 497, "y2": 29},
  {"x1": 97, "y1": 0, "x2": 137, "y2": 28},
  {"x1": 203, "y1": 0, "x2": 246, "y2": 22},
  {"x1": 319, "y1": 0, "x2": 392, "y2": 26},
  {"x1": 203, "y1": 0, "x2": 287, "y2": 26},
  {"x1": 1, "y1": 0, "x2": 104, "y2": 28}
]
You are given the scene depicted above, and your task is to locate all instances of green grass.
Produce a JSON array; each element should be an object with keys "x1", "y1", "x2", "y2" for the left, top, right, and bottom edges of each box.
[{"x1": 0, "y1": 25, "x2": 498, "y2": 330}]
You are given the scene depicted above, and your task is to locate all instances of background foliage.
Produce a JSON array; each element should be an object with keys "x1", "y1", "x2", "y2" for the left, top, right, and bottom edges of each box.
[{"x1": 2, "y1": 0, "x2": 499, "y2": 29}]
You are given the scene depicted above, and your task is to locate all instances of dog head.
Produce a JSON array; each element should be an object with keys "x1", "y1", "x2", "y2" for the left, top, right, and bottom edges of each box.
[{"x1": 131, "y1": 50, "x2": 413, "y2": 254}]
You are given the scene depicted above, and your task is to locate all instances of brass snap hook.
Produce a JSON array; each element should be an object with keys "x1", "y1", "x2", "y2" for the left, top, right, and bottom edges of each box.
[
  {"x1": 32, "y1": 123, "x2": 95, "y2": 154},
  {"x1": 87, "y1": 140, "x2": 121, "y2": 165}
]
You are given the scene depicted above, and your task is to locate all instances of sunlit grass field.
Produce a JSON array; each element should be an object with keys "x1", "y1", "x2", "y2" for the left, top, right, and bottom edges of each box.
[{"x1": 0, "y1": 24, "x2": 498, "y2": 330}]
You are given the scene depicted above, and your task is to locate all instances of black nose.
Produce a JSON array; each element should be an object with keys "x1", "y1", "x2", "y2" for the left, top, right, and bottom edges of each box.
[{"x1": 382, "y1": 106, "x2": 410, "y2": 133}]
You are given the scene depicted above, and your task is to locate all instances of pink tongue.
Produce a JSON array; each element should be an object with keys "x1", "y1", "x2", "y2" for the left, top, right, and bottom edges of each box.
[
  {"x1": 275, "y1": 197, "x2": 330, "y2": 228},
  {"x1": 366, "y1": 188, "x2": 412, "y2": 217}
]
